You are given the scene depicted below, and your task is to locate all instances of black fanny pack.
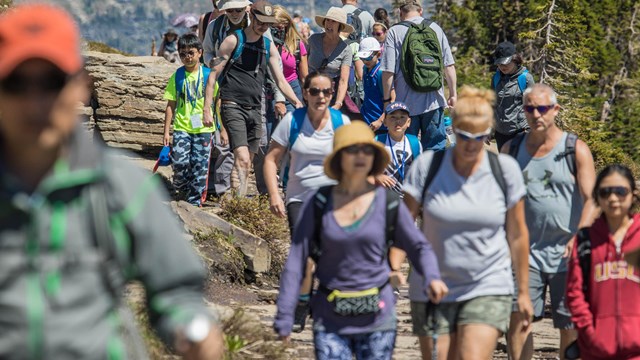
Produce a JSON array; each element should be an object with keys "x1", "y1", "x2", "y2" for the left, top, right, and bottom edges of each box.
[{"x1": 320, "y1": 281, "x2": 388, "y2": 317}]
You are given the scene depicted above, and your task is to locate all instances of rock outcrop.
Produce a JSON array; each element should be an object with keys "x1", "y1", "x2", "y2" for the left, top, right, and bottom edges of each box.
[{"x1": 84, "y1": 51, "x2": 178, "y2": 153}]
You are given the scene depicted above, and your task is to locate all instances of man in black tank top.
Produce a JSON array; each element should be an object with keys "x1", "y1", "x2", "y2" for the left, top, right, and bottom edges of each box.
[{"x1": 203, "y1": 0, "x2": 303, "y2": 197}]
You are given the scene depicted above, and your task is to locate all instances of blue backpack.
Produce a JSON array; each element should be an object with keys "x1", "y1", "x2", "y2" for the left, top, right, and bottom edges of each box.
[
  {"x1": 219, "y1": 29, "x2": 271, "y2": 83},
  {"x1": 374, "y1": 133, "x2": 421, "y2": 159},
  {"x1": 492, "y1": 68, "x2": 528, "y2": 93},
  {"x1": 282, "y1": 108, "x2": 345, "y2": 188},
  {"x1": 175, "y1": 65, "x2": 211, "y2": 106}
]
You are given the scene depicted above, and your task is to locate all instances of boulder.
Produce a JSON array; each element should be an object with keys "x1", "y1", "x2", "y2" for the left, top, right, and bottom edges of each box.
[
  {"x1": 171, "y1": 201, "x2": 271, "y2": 273},
  {"x1": 84, "y1": 51, "x2": 178, "y2": 153}
]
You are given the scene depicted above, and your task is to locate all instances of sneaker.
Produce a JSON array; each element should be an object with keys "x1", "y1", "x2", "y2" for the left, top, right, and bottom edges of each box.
[{"x1": 292, "y1": 300, "x2": 310, "y2": 333}]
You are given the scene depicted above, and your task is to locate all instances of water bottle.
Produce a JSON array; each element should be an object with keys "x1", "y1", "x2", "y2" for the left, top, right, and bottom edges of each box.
[{"x1": 444, "y1": 116, "x2": 456, "y2": 147}]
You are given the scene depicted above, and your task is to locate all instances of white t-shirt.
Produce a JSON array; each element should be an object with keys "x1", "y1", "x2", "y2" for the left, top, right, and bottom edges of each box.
[
  {"x1": 381, "y1": 135, "x2": 422, "y2": 195},
  {"x1": 271, "y1": 111, "x2": 351, "y2": 204},
  {"x1": 403, "y1": 149, "x2": 526, "y2": 302}
]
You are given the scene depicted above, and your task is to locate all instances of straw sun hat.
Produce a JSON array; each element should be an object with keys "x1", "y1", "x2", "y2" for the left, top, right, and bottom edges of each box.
[
  {"x1": 315, "y1": 7, "x2": 354, "y2": 34},
  {"x1": 324, "y1": 122, "x2": 390, "y2": 180}
]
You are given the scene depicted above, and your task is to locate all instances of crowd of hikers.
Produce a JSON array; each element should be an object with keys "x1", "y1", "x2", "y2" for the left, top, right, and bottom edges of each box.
[{"x1": 1, "y1": 0, "x2": 640, "y2": 359}]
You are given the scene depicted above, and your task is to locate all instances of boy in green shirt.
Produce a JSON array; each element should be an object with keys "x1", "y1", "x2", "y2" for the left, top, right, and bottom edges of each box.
[{"x1": 163, "y1": 33, "x2": 218, "y2": 206}]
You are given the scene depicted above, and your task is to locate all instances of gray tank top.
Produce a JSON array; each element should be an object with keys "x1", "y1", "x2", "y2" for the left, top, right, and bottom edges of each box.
[{"x1": 515, "y1": 132, "x2": 582, "y2": 273}]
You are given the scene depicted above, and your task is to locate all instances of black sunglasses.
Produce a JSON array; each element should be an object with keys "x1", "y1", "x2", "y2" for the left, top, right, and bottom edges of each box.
[
  {"x1": 598, "y1": 186, "x2": 631, "y2": 198},
  {"x1": 0, "y1": 69, "x2": 69, "y2": 95},
  {"x1": 343, "y1": 144, "x2": 375, "y2": 155},
  {"x1": 524, "y1": 105, "x2": 555, "y2": 114},
  {"x1": 307, "y1": 87, "x2": 333, "y2": 96}
]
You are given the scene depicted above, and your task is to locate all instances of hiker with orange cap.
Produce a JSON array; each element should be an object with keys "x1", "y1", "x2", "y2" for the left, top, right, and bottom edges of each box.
[{"x1": 0, "y1": 4, "x2": 223, "y2": 359}]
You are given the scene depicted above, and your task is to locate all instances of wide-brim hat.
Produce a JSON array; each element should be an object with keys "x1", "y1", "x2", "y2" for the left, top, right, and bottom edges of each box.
[
  {"x1": 315, "y1": 7, "x2": 354, "y2": 34},
  {"x1": 324, "y1": 122, "x2": 390, "y2": 180},
  {"x1": 219, "y1": 0, "x2": 251, "y2": 11}
]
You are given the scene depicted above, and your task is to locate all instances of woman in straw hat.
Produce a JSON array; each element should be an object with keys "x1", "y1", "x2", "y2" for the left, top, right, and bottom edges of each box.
[
  {"x1": 274, "y1": 121, "x2": 447, "y2": 359},
  {"x1": 307, "y1": 7, "x2": 358, "y2": 117}
]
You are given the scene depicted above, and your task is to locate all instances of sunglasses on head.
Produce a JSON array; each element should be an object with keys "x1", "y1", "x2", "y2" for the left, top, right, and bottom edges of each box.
[
  {"x1": 0, "y1": 69, "x2": 69, "y2": 95},
  {"x1": 227, "y1": 8, "x2": 244, "y2": 13},
  {"x1": 307, "y1": 87, "x2": 333, "y2": 96},
  {"x1": 598, "y1": 186, "x2": 631, "y2": 198},
  {"x1": 372, "y1": 31, "x2": 385, "y2": 36},
  {"x1": 524, "y1": 104, "x2": 555, "y2": 114},
  {"x1": 179, "y1": 49, "x2": 198, "y2": 58},
  {"x1": 343, "y1": 144, "x2": 375, "y2": 155},
  {"x1": 454, "y1": 128, "x2": 492, "y2": 142}
]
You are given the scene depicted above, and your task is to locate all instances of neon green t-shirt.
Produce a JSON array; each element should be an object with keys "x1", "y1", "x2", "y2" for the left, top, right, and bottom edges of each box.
[{"x1": 164, "y1": 66, "x2": 219, "y2": 134}]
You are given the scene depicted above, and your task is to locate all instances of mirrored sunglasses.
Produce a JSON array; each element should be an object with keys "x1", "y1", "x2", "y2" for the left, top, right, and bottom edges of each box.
[
  {"x1": 524, "y1": 105, "x2": 555, "y2": 114},
  {"x1": 453, "y1": 128, "x2": 492, "y2": 142}
]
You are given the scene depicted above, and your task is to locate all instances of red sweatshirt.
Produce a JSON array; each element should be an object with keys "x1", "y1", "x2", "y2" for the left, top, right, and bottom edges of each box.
[{"x1": 566, "y1": 213, "x2": 640, "y2": 360}]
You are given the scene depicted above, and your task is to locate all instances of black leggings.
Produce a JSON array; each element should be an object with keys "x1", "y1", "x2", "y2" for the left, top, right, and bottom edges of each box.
[{"x1": 286, "y1": 201, "x2": 303, "y2": 238}]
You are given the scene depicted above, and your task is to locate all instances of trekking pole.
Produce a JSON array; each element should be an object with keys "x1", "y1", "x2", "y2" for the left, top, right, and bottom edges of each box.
[{"x1": 428, "y1": 301, "x2": 438, "y2": 360}]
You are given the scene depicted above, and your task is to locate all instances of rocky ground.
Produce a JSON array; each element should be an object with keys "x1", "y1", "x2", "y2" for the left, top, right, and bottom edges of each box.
[{"x1": 129, "y1": 152, "x2": 562, "y2": 360}]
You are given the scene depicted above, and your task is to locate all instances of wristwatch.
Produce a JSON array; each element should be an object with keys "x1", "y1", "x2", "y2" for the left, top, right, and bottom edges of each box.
[{"x1": 185, "y1": 315, "x2": 211, "y2": 343}]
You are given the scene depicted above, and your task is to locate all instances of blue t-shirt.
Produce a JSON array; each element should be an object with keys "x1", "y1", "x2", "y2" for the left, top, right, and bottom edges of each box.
[{"x1": 361, "y1": 61, "x2": 386, "y2": 129}]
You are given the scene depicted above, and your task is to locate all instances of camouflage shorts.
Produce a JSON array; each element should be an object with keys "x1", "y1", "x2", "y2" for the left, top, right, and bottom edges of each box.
[{"x1": 411, "y1": 295, "x2": 511, "y2": 336}]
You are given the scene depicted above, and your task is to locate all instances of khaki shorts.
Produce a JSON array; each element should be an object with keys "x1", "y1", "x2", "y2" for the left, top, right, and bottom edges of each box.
[{"x1": 410, "y1": 295, "x2": 511, "y2": 336}]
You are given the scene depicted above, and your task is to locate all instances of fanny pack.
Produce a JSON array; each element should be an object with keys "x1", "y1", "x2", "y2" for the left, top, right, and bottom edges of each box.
[{"x1": 320, "y1": 281, "x2": 388, "y2": 317}]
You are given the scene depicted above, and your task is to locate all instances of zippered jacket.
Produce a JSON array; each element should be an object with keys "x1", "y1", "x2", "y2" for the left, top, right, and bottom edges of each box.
[
  {"x1": 493, "y1": 66, "x2": 534, "y2": 136},
  {"x1": 0, "y1": 127, "x2": 214, "y2": 359},
  {"x1": 566, "y1": 214, "x2": 640, "y2": 360}
]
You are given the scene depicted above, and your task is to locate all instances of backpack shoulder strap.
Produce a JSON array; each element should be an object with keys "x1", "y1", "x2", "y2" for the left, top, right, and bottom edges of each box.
[
  {"x1": 565, "y1": 132, "x2": 578, "y2": 177},
  {"x1": 264, "y1": 36, "x2": 272, "y2": 62},
  {"x1": 421, "y1": 150, "x2": 445, "y2": 206},
  {"x1": 288, "y1": 108, "x2": 307, "y2": 150},
  {"x1": 517, "y1": 69, "x2": 529, "y2": 93},
  {"x1": 295, "y1": 39, "x2": 301, "y2": 66},
  {"x1": 211, "y1": 16, "x2": 225, "y2": 49},
  {"x1": 329, "y1": 108, "x2": 345, "y2": 130},
  {"x1": 175, "y1": 66, "x2": 187, "y2": 99},
  {"x1": 202, "y1": 65, "x2": 211, "y2": 91},
  {"x1": 375, "y1": 133, "x2": 387, "y2": 144},
  {"x1": 310, "y1": 186, "x2": 334, "y2": 263},
  {"x1": 487, "y1": 151, "x2": 508, "y2": 206},
  {"x1": 508, "y1": 132, "x2": 526, "y2": 158},
  {"x1": 232, "y1": 29, "x2": 246, "y2": 61},
  {"x1": 353, "y1": 8, "x2": 363, "y2": 16},
  {"x1": 492, "y1": 71, "x2": 501, "y2": 90},
  {"x1": 384, "y1": 189, "x2": 401, "y2": 261},
  {"x1": 406, "y1": 134, "x2": 421, "y2": 160},
  {"x1": 396, "y1": 20, "x2": 413, "y2": 29},
  {"x1": 575, "y1": 227, "x2": 592, "y2": 299}
]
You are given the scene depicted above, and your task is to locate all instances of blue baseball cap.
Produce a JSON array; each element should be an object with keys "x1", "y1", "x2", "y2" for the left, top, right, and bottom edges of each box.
[{"x1": 385, "y1": 101, "x2": 410, "y2": 115}]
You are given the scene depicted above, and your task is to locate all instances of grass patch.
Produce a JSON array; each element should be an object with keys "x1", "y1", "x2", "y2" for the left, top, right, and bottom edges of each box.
[
  {"x1": 87, "y1": 41, "x2": 133, "y2": 56},
  {"x1": 194, "y1": 230, "x2": 246, "y2": 284},
  {"x1": 218, "y1": 195, "x2": 289, "y2": 279},
  {"x1": 221, "y1": 308, "x2": 287, "y2": 360}
]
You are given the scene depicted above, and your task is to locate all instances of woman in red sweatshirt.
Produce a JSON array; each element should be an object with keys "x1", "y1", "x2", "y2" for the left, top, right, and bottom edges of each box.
[{"x1": 566, "y1": 164, "x2": 640, "y2": 359}]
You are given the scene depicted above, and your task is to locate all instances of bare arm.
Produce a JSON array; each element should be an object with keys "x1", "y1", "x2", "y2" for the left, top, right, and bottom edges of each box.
[
  {"x1": 269, "y1": 42, "x2": 303, "y2": 108},
  {"x1": 332, "y1": 65, "x2": 350, "y2": 109},
  {"x1": 298, "y1": 54, "x2": 309, "y2": 85},
  {"x1": 444, "y1": 64, "x2": 457, "y2": 107},
  {"x1": 355, "y1": 59, "x2": 364, "y2": 81},
  {"x1": 382, "y1": 71, "x2": 394, "y2": 101},
  {"x1": 163, "y1": 100, "x2": 176, "y2": 146},
  {"x1": 197, "y1": 14, "x2": 206, "y2": 43},
  {"x1": 506, "y1": 199, "x2": 533, "y2": 328},
  {"x1": 264, "y1": 141, "x2": 287, "y2": 218},
  {"x1": 203, "y1": 35, "x2": 235, "y2": 123}
]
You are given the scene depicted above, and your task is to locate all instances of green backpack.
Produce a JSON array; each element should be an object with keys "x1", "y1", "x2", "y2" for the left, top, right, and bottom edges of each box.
[{"x1": 398, "y1": 19, "x2": 444, "y2": 92}]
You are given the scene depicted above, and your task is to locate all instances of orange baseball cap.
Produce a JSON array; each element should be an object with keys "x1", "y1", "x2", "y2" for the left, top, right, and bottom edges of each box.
[{"x1": 0, "y1": 3, "x2": 83, "y2": 79}]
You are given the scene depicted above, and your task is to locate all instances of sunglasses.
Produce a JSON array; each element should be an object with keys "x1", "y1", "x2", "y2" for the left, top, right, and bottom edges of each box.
[
  {"x1": 524, "y1": 104, "x2": 555, "y2": 114},
  {"x1": 372, "y1": 31, "x2": 385, "y2": 36},
  {"x1": 307, "y1": 87, "x2": 333, "y2": 96},
  {"x1": 598, "y1": 186, "x2": 631, "y2": 198},
  {"x1": 343, "y1": 144, "x2": 376, "y2": 155},
  {"x1": 361, "y1": 53, "x2": 377, "y2": 62},
  {"x1": 0, "y1": 69, "x2": 69, "y2": 95},
  {"x1": 454, "y1": 128, "x2": 492, "y2": 142},
  {"x1": 252, "y1": 15, "x2": 269, "y2": 27},
  {"x1": 179, "y1": 50, "x2": 198, "y2": 58},
  {"x1": 227, "y1": 8, "x2": 244, "y2": 13}
]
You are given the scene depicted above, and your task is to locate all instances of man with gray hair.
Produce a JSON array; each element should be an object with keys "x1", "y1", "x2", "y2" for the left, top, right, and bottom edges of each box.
[{"x1": 501, "y1": 83, "x2": 598, "y2": 360}]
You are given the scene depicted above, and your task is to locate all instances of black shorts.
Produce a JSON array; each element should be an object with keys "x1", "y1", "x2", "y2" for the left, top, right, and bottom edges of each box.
[{"x1": 220, "y1": 102, "x2": 262, "y2": 154}]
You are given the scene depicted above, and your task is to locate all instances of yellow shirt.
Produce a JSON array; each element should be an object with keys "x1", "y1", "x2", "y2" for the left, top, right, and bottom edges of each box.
[{"x1": 163, "y1": 66, "x2": 219, "y2": 134}]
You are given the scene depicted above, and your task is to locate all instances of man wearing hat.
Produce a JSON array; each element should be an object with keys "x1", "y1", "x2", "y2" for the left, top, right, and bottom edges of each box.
[
  {"x1": 0, "y1": 4, "x2": 223, "y2": 359},
  {"x1": 380, "y1": 0, "x2": 457, "y2": 152},
  {"x1": 203, "y1": 0, "x2": 303, "y2": 197}
]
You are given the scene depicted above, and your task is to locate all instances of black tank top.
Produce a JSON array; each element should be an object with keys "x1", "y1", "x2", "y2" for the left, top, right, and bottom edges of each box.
[{"x1": 220, "y1": 36, "x2": 267, "y2": 107}]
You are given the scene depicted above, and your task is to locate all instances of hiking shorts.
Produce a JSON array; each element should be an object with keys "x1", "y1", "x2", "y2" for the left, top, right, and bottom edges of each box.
[
  {"x1": 512, "y1": 268, "x2": 574, "y2": 329},
  {"x1": 411, "y1": 295, "x2": 511, "y2": 336},
  {"x1": 220, "y1": 102, "x2": 262, "y2": 154}
]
